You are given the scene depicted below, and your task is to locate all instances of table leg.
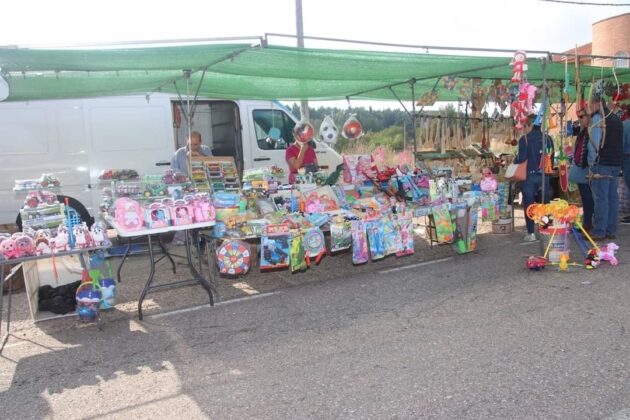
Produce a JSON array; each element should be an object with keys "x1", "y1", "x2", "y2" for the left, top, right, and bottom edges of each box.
[
  {"x1": 137, "y1": 235, "x2": 156, "y2": 320},
  {"x1": 116, "y1": 238, "x2": 131, "y2": 283},
  {"x1": 205, "y1": 238, "x2": 220, "y2": 302},
  {"x1": 185, "y1": 230, "x2": 214, "y2": 306},
  {"x1": 157, "y1": 236, "x2": 176, "y2": 274}
]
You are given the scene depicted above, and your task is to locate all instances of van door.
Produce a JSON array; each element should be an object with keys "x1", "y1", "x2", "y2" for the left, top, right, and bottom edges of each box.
[{"x1": 244, "y1": 105, "x2": 296, "y2": 177}]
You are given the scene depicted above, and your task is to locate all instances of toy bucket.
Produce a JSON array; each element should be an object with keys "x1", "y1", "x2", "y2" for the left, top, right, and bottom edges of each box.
[
  {"x1": 76, "y1": 282, "x2": 102, "y2": 322},
  {"x1": 540, "y1": 224, "x2": 570, "y2": 263}
]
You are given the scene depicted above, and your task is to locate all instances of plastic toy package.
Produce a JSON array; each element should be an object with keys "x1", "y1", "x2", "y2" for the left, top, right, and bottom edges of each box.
[
  {"x1": 365, "y1": 219, "x2": 385, "y2": 260},
  {"x1": 259, "y1": 224, "x2": 291, "y2": 270},
  {"x1": 431, "y1": 203, "x2": 454, "y2": 243},
  {"x1": 350, "y1": 220, "x2": 369, "y2": 265},
  {"x1": 330, "y1": 221, "x2": 352, "y2": 253},
  {"x1": 289, "y1": 231, "x2": 308, "y2": 273},
  {"x1": 382, "y1": 217, "x2": 403, "y2": 256},
  {"x1": 396, "y1": 216, "x2": 415, "y2": 257},
  {"x1": 303, "y1": 227, "x2": 326, "y2": 265}
]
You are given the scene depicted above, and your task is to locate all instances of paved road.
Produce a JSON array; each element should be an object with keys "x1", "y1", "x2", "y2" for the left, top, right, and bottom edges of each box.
[{"x1": 1, "y1": 230, "x2": 630, "y2": 419}]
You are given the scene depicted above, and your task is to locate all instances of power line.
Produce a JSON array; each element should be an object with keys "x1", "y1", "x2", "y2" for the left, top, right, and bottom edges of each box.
[{"x1": 539, "y1": 0, "x2": 630, "y2": 5}]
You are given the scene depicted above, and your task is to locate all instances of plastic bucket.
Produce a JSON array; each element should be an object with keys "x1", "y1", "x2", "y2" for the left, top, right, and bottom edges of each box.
[
  {"x1": 540, "y1": 224, "x2": 570, "y2": 263},
  {"x1": 76, "y1": 282, "x2": 101, "y2": 322}
]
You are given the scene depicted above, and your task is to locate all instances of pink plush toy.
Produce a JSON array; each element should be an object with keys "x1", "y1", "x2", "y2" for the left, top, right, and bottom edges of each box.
[
  {"x1": 598, "y1": 243, "x2": 619, "y2": 266},
  {"x1": 510, "y1": 50, "x2": 527, "y2": 84},
  {"x1": 0, "y1": 238, "x2": 20, "y2": 259},
  {"x1": 480, "y1": 168, "x2": 498, "y2": 192},
  {"x1": 522, "y1": 83, "x2": 537, "y2": 114}
]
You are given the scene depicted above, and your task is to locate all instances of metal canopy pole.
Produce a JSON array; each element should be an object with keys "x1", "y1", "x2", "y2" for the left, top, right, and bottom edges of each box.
[
  {"x1": 184, "y1": 70, "x2": 193, "y2": 178},
  {"x1": 539, "y1": 57, "x2": 548, "y2": 254},
  {"x1": 411, "y1": 80, "x2": 417, "y2": 159}
]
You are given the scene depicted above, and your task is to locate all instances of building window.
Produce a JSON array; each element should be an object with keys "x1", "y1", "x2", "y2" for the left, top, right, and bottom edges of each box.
[{"x1": 614, "y1": 51, "x2": 629, "y2": 69}]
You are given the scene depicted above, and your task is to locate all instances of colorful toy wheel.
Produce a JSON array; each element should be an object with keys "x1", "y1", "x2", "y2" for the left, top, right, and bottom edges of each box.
[{"x1": 216, "y1": 240, "x2": 251, "y2": 275}]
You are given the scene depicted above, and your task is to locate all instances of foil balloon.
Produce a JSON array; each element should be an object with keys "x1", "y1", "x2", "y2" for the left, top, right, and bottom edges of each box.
[
  {"x1": 342, "y1": 114, "x2": 363, "y2": 140},
  {"x1": 294, "y1": 121, "x2": 315, "y2": 144},
  {"x1": 319, "y1": 115, "x2": 339, "y2": 145}
]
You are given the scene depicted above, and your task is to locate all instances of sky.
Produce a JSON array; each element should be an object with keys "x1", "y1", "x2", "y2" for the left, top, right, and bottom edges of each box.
[{"x1": 1, "y1": 0, "x2": 629, "y2": 108}]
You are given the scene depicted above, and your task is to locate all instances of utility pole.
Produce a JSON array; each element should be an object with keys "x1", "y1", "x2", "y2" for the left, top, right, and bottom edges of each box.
[{"x1": 295, "y1": 0, "x2": 309, "y2": 121}]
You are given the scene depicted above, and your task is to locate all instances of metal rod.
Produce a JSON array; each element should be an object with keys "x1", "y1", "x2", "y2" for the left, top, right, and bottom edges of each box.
[
  {"x1": 539, "y1": 57, "x2": 548, "y2": 255},
  {"x1": 264, "y1": 32, "x2": 552, "y2": 56},
  {"x1": 411, "y1": 80, "x2": 417, "y2": 158},
  {"x1": 9, "y1": 36, "x2": 264, "y2": 50}
]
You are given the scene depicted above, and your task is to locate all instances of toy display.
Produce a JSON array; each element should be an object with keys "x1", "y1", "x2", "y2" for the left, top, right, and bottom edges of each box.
[
  {"x1": 75, "y1": 270, "x2": 102, "y2": 323},
  {"x1": 365, "y1": 219, "x2": 385, "y2": 260},
  {"x1": 341, "y1": 114, "x2": 363, "y2": 140},
  {"x1": 396, "y1": 216, "x2": 415, "y2": 257},
  {"x1": 14, "y1": 174, "x2": 61, "y2": 191},
  {"x1": 303, "y1": 227, "x2": 326, "y2": 265},
  {"x1": 260, "y1": 224, "x2": 290, "y2": 270},
  {"x1": 98, "y1": 169, "x2": 139, "y2": 181},
  {"x1": 114, "y1": 198, "x2": 144, "y2": 231},
  {"x1": 290, "y1": 231, "x2": 308, "y2": 273},
  {"x1": 330, "y1": 221, "x2": 352, "y2": 253},
  {"x1": 319, "y1": 115, "x2": 339, "y2": 145},
  {"x1": 216, "y1": 239, "x2": 252, "y2": 275},
  {"x1": 351, "y1": 220, "x2": 369, "y2": 265}
]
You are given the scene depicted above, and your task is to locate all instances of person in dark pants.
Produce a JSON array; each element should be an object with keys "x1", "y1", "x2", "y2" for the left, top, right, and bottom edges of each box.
[
  {"x1": 514, "y1": 115, "x2": 555, "y2": 242},
  {"x1": 568, "y1": 108, "x2": 594, "y2": 231},
  {"x1": 621, "y1": 119, "x2": 630, "y2": 224},
  {"x1": 588, "y1": 99, "x2": 624, "y2": 240}
]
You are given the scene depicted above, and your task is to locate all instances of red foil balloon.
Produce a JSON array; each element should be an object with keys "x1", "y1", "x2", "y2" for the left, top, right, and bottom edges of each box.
[
  {"x1": 342, "y1": 115, "x2": 363, "y2": 139},
  {"x1": 294, "y1": 121, "x2": 315, "y2": 143}
]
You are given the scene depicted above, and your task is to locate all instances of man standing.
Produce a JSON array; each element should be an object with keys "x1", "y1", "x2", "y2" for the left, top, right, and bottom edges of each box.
[
  {"x1": 588, "y1": 99, "x2": 624, "y2": 240},
  {"x1": 622, "y1": 118, "x2": 630, "y2": 224},
  {"x1": 171, "y1": 131, "x2": 212, "y2": 174}
]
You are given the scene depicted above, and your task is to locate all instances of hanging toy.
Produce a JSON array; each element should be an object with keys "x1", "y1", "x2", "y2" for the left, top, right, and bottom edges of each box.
[
  {"x1": 294, "y1": 120, "x2": 315, "y2": 144},
  {"x1": 341, "y1": 114, "x2": 363, "y2": 140},
  {"x1": 510, "y1": 50, "x2": 527, "y2": 84},
  {"x1": 319, "y1": 115, "x2": 339, "y2": 145},
  {"x1": 442, "y1": 76, "x2": 457, "y2": 90}
]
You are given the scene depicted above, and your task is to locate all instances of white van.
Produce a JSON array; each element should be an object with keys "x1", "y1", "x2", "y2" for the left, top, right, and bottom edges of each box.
[{"x1": 0, "y1": 94, "x2": 343, "y2": 226}]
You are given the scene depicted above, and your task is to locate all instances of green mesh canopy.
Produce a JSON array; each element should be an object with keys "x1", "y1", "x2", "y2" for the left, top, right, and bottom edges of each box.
[{"x1": 1, "y1": 43, "x2": 629, "y2": 102}]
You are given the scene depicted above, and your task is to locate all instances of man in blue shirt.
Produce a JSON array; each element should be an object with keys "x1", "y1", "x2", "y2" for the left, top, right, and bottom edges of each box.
[
  {"x1": 621, "y1": 118, "x2": 630, "y2": 224},
  {"x1": 588, "y1": 99, "x2": 624, "y2": 240},
  {"x1": 515, "y1": 115, "x2": 554, "y2": 242},
  {"x1": 171, "y1": 131, "x2": 212, "y2": 174}
]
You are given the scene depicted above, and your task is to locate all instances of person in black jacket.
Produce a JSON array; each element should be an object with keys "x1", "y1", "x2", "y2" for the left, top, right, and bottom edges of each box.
[
  {"x1": 588, "y1": 99, "x2": 624, "y2": 240},
  {"x1": 514, "y1": 115, "x2": 554, "y2": 242}
]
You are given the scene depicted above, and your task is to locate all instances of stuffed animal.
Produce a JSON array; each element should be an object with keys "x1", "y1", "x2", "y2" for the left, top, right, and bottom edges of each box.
[
  {"x1": 598, "y1": 243, "x2": 619, "y2": 266},
  {"x1": 0, "y1": 238, "x2": 20, "y2": 259},
  {"x1": 584, "y1": 248, "x2": 600, "y2": 269}
]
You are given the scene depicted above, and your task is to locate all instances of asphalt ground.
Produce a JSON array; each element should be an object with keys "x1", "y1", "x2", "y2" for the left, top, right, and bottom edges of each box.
[{"x1": 1, "y1": 212, "x2": 630, "y2": 419}]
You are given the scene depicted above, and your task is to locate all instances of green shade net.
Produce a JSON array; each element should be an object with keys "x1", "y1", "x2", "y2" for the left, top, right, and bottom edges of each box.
[{"x1": 2, "y1": 43, "x2": 629, "y2": 102}]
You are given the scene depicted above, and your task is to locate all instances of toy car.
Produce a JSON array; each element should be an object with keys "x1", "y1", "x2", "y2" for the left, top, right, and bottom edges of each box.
[
  {"x1": 24, "y1": 190, "x2": 58, "y2": 208},
  {"x1": 526, "y1": 255, "x2": 547, "y2": 271},
  {"x1": 39, "y1": 174, "x2": 61, "y2": 188}
]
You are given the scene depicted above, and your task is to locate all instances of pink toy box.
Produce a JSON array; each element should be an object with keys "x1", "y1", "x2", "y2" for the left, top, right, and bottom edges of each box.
[
  {"x1": 170, "y1": 200, "x2": 194, "y2": 226},
  {"x1": 145, "y1": 202, "x2": 171, "y2": 229},
  {"x1": 114, "y1": 198, "x2": 144, "y2": 231}
]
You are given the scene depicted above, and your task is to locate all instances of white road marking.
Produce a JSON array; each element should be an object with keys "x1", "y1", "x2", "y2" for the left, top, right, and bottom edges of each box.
[
  {"x1": 148, "y1": 291, "x2": 280, "y2": 319},
  {"x1": 378, "y1": 257, "x2": 453, "y2": 274}
]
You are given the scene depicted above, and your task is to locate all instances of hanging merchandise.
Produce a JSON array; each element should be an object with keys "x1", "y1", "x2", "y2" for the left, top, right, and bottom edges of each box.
[
  {"x1": 303, "y1": 227, "x2": 326, "y2": 265},
  {"x1": 216, "y1": 239, "x2": 252, "y2": 275},
  {"x1": 341, "y1": 114, "x2": 363, "y2": 140},
  {"x1": 294, "y1": 120, "x2": 315, "y2": 144},
  {"x1": 351, "y1": 220, "x2": 369, "y2": 265},
  {"x1": 260, "y1": 224, "x2": 290, "y2": 270},
  {"x1": 365, "y1": 219, "x2": 386, "y2": 260},
  {"x1": 458, "y1": 79, "x2": 472, "y2": 102},
  {"x1": 290, "y1": 230, "x2": 308, "y2": 273},
  {"x1": 416, "y1": 90, "x2": 439, "y2": 107},
  {"x1": 510, "y1": 50, "x2": 527, "y2": 84},
  {"x1": 330, "y1": 221, "x2": 352, "y2": 252},
  {"x1": 319, "y1": 115, "x2": 339, "y2": 145},
  {"x1": 442, "y1": 76, "x2": 457, "y2": 90}
]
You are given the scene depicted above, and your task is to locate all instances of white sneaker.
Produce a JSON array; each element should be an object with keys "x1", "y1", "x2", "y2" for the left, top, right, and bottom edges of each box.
[{"x1": 523, "y1": 233, "x2": 537, "y2": 242}]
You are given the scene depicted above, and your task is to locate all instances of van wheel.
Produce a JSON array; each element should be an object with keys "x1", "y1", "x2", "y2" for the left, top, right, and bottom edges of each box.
[{"x1": 16, "y1": 195, "x2": 93, "y2": 231}]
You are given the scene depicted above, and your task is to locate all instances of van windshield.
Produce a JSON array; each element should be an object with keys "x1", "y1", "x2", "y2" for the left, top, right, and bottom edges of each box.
[{"x1": 253, "y1": 109, "x2": 295, "y2": 150}]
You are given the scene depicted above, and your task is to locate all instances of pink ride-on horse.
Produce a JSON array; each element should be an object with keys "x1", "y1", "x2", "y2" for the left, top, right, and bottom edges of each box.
[{"x1": 598, "y1": 243, "x2": 619, "y2": 266}]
